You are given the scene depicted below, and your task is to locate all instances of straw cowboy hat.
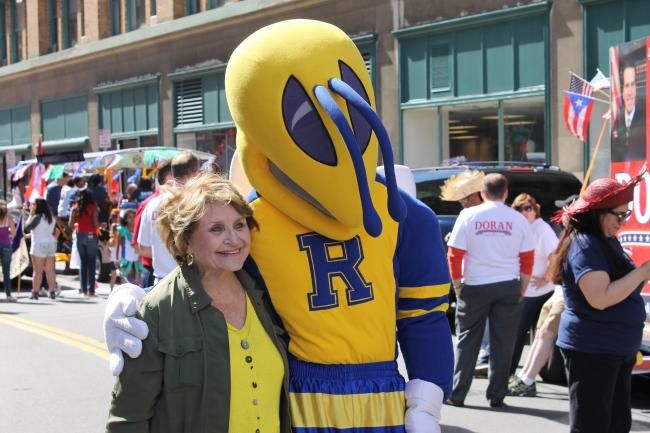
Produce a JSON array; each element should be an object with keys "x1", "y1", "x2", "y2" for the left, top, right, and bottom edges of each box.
[{"x1": 440, "y1": 170, "x2": 486, "y2": 201}]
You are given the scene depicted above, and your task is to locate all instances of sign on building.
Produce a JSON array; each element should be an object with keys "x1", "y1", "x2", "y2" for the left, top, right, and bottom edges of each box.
[{"x1": 98, "y1": 129, "x2": 112, "y2": 150}]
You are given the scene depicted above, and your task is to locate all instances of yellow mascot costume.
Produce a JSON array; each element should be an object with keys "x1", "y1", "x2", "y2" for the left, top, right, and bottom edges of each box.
[{"x1": 226, "y1": 19, "x2": 453, "y2": 433}]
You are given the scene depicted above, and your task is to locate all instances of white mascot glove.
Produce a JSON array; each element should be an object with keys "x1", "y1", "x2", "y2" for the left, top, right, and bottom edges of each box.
[
  {"x1": 405, "y1": 379, "x2": 444, "y2": 433},
  {"x1": 103, "y1": 283, "x2": 149, "y2": 376}
]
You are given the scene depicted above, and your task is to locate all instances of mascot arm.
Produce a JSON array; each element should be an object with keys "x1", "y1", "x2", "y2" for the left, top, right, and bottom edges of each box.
[
  {"x1": 107, "y1": 297, "x2": 162, "y2": 431},
  {"x1": 396, "y1": 192, "x2": 454, "y2": 400},
  {"x1": 104, "y1": 284, "x2": 150, "y2": 376}
]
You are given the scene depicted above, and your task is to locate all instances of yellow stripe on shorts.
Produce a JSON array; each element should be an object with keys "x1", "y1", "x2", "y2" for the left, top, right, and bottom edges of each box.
[
  {"x1": 399, "y1": 283, "x2": 450, "y2": 299},
  {"x1": 289, "y1": 390, "x2": 405, "y2": 429},
  {"x1": 397, "y1": 303, "x2": 449, "y2": 320}
]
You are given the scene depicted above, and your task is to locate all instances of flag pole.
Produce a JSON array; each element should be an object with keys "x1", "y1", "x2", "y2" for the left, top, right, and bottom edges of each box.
[
  {"x1": 580, "y1": 119, "x2": 609, "y2": 195},
  {"x1": 569, "y1": 70, "x2": 611, "y2": 99}
]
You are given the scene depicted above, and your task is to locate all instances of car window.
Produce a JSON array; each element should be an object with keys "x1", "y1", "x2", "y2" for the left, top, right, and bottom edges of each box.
[
  {"x1": 503, "y1": 172, "x2": 581, "y2": 220},
  {"x1": 416, "y1": 179, "x2": 463, "y2": 216}
]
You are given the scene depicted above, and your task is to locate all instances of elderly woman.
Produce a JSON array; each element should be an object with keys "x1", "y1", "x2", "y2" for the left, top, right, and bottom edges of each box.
[
  {"x1": 106, "y1": 173, "x2": 291, "y2": 433},
  {"x1": 546, "y1": 174, "x2": 649, "y2": 433},
  {"x1": 508, "y1": 193, "x2": 558, "y2": 390}
]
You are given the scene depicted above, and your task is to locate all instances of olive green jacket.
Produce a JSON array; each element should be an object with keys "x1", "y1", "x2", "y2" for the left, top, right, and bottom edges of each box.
[{"x1": 106, "y1": 266, "x2": 291, "y2": 433}]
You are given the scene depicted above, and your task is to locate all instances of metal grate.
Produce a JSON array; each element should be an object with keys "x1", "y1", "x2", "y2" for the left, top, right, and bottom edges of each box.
[
  {"x1": 175, "y1": 78, "x2": 203, "y2": 126},
  {"x1": 361, "y1": 51, "x2": 373, "y2": 79},
  {"x1": 431, "y1": 43, "x2": 450, "y2": 92}
]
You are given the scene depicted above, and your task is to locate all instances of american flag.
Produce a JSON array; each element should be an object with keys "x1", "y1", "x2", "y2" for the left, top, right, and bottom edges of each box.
[{"x1": 569, "y1": 72, "x2": 594, "y2": 97}]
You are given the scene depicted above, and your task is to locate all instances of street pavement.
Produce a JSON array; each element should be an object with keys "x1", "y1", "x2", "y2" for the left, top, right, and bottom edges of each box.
[{"x1": 1, "y1": 266, "x2": 649, "y2": 433}]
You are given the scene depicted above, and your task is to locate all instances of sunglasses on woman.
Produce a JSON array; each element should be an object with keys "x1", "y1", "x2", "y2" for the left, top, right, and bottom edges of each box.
[
  {"x1": 607, "y1": 209, "x2": 632, "y2": 223},
  {"x1": 519, "y1": 205, "x2": 534, "y2": 212}
]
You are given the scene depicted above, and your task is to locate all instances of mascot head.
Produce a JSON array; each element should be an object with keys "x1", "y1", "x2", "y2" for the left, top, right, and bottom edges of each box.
[{"x1": 226, "y1": 19, "x2": 404, "y2": 240}]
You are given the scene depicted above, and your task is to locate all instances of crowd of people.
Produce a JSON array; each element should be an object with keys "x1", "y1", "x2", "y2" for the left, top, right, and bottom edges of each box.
[
  {"x1": 100, "y1": 162, "x2": 647, "y2": 433},
  {"x1": 440, "y1": 169, "x2": 646, "y2": 432},
  {"x1": 0, "y1": 154, "x2": 182, "y2": 301},
  {"x1": 1, "y1": 151, "x2": 646, "y2": 432}
]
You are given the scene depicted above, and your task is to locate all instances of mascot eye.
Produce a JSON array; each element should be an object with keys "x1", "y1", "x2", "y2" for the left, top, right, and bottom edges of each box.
[
  {"x1": 339, "y1": 60, "x2": 372, "y2": 153},
  {"x1": 282, "y1": 76, "x2": 337, "y2": 166}
]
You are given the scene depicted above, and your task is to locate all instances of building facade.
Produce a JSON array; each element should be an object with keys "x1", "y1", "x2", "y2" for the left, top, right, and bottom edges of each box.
[{"x1": 0, "y1": 0, "x2": 648, "y2": 194}]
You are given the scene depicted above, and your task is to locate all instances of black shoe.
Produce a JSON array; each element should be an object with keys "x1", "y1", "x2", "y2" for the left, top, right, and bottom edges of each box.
[
  {"x1": 445, "y1": 399, "x2": 465, "y2": 407},
  {"x1": 29, "y1": 292, "x2": 39, "y2": 300},
  {"x1": 49, "y1": 292, "x2": 56, "y2": 299},
  {"x1": 489, "y1": 399, "x2": 505, "y2": 408}
]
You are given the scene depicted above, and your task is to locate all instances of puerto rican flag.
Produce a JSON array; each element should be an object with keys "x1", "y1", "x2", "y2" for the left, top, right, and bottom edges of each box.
[{"x1": 564, "y1": 91, "x2": 594, "y2": 142}]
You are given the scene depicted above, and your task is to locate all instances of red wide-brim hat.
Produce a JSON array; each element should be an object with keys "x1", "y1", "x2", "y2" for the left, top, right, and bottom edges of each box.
[{"x1": 551, "y1": 167, "x2": 646, "y2": 224}]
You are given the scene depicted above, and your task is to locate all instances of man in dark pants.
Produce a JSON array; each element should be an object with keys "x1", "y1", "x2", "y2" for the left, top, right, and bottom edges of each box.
[{"x1": 445, "y1": 174, "x2": 534, "y2": 408}]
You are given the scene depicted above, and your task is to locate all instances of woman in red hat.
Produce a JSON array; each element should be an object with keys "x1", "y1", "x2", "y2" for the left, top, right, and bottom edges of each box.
[{"x1": 547, "y1": 172, "x2": 649, "y2": 433}]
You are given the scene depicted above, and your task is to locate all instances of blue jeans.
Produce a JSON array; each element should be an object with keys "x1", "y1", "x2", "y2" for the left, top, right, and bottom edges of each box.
[
  {"x1": 0, "y1": 244, "x2": 12, "y2": 297},
  {"x1": 76, "y1": 232, "x2": 98, "y2": 294}
]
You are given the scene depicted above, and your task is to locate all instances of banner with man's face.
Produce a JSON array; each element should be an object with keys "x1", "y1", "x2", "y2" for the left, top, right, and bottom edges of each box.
[
  {"x1": 611, "y1": 38, "x2": 647, "y2": 164},
  {"x1": 610, "y1": 37, "x2": 650, "y2": 348},
  {"x1": 610, "y1": 38, "x2": 648, "y2": 248}
]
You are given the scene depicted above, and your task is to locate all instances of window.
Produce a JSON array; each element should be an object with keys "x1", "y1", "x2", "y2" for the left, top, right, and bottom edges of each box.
[
  {"x1": 186, "y1": 0, "x2": 200, "y2": 15},
  {"x1": 398, "y1": 11, "x2": 546, "y2": 103},
  {"x1": 48, "y1": 0, "x2": 58, "y2": 52},
  {"x1": 10, "y1": 0, "x2": 24, "y2": 62},
  {"x1": 207, "y1": 0, "x2": 224, "y2": 8},
  {"x1": 80, "y1": 0, "x2": 85, "y2": 36},
  {"x1": 110, "y1": 0, "x2": 122, "y2": 36},
  {"x1": 447, "y1": 97, "x2": 545, "y2": 163},
  {"x1": 150, "y1": 0, "x2": 156, "y2": 16},
  {"x1": 0, "y1": 1, "x2": 6, "y2": 65},
  {"x1": 98, "y1": 83, "x2": 159, "y2": 135},
  {"x1": 127, "y1": 0, "x2": 146, "y2": 31},
  {"x1": 503, "y1": 97, "x2": 545, "y2": 162},
  {"x1": 64, "y1": 0, "x2": 78, "y2": 48},
  {"x1": 447, "y1": 103, "x2": 499, "y2": 162},
  {"x1": 402, "y1": 95, "x2": 545, "y2": 167},
  {"x1": 41, "y1": 95, "x2": 89, "y2": 141},
  {"x1": 0, "y1": 105, "x2": 31, "y2": 146}
]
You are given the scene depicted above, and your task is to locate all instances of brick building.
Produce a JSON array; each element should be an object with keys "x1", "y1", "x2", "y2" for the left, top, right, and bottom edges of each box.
[{"x1": 0, "y1": 0, "x2": 648, "y2": 194}]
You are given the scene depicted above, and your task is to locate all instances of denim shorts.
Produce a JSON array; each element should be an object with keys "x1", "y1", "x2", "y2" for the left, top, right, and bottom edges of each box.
[{"x1": 30, "y1": 241, "x2": 57, "y2": 258}]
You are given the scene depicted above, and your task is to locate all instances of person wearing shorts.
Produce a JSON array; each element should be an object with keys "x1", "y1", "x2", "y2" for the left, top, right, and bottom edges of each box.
[
  {"x1": 508, "y1": 288, "x2": 565, "y2": 396},
  {"x1": 25, "y1": 198, "x2": 59, "y2": 300}
]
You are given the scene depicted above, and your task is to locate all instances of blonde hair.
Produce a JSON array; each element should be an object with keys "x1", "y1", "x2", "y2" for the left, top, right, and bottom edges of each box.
[
  {"x1": 156, "y1": 172, "x2": 258, "y2": 265},
  {"x1": 511, "y1": 193, "x2": 541, "y2": 219},
  {"x1": 0, "y1": 200, "x2": 7, "y2": 220}
]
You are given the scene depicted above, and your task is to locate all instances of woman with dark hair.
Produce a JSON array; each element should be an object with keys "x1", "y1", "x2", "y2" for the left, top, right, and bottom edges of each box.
[
  {"x1": 546, "y1": 173, "x2": 649, "y2": 433},
  {"x1": 25, "y1": 198, "x2": 59, "y2": 300},
  {"x1": 508, "y1": 193, "x2": 558, "y2": 392},
  {"x1": 0, "y1": 200, "x2": 16, "y2": 302},
  {"x1": 70, "y1": 189, "x2": 100, "y2": 297}
]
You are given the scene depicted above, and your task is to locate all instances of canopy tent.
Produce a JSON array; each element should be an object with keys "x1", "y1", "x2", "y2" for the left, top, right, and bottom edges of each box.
[{"x1": 7, "y1": 147, "x2": 216, "y2": 179}]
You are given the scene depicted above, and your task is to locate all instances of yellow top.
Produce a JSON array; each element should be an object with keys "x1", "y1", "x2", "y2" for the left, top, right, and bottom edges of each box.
[{"x1": 228, "y1": 294, "x2": 284, "y2": 433}]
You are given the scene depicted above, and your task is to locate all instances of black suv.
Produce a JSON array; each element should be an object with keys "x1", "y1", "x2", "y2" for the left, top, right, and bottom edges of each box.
[{"x1": 413, "y1": 163, "x2": 582, "y2": 241}]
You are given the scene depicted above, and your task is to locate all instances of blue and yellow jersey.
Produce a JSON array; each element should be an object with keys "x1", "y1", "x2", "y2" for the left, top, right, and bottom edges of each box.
[{"x1": 245, "y1": 178, "x2": 454, "y2": 397}]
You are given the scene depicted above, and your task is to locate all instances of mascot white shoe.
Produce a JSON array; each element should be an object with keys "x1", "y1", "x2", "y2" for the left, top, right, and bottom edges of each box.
[{"x1": 105, "y1": 19, "x2": 453, "y2": 433}]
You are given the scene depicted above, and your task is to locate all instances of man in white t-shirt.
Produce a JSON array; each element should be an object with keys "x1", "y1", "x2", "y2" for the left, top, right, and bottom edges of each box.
[
  {"x1": 445, "y1": 173, "x2": 534, "y2": 408},
  {"x1": 137, "y1": 151, "x2": 199, "y2": 283}
]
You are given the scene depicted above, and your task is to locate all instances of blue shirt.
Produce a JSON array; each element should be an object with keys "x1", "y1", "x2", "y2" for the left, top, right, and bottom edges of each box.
[
  {"x1": 45, "y1": 183, "x2": 62, "y2": 216},
  {"x1": 558, "y1": 233, "x2": 645, "y2": 356}
]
